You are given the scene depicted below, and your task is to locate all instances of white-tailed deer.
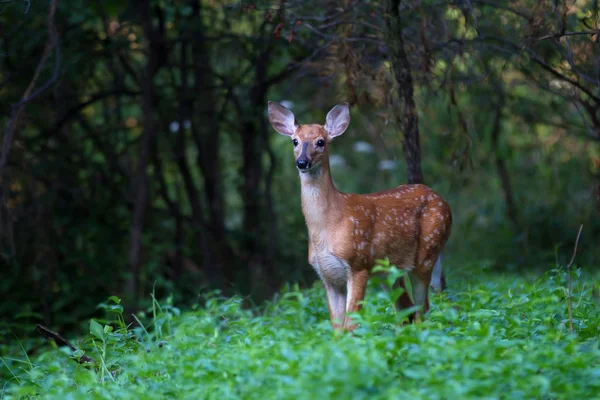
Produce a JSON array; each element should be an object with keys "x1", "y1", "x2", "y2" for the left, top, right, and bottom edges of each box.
[{"x1": 268, "y1": 101, "x2": 452, "y2": 330}]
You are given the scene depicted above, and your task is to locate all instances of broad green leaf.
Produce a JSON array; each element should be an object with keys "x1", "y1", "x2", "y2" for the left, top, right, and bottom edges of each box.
[{"x1": 90, "y1": 319, "x2": 105, "y2": 342}]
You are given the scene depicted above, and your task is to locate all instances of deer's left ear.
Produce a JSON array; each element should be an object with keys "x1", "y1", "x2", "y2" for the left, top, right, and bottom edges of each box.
[{"x1": 324, "y1": 103, "x2": 350, "y2": 138}]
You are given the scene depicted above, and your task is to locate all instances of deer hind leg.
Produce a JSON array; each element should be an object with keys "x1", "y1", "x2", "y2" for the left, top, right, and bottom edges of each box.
[
  {"x1": 392, "y1": 272, "x2": 417, "y2": 323},
  {"x1": 409, "y1": 271, "x2": 431, "y2": 322},
  {"x1": 430, "y1": 252, "x2": 446, "y2": 293},
  {"x1": 421, "y1": 196, "x2": 452, "y2": 293},
  {"x1": 414, "y1": 202, "x2": 451, "y2": 320},
  {"x1": 411, "y1": 243, "x2": 447, "y2": 321}
]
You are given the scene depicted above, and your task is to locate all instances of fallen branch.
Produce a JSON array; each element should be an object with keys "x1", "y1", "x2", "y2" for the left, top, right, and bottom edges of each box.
[
  {"x1": 566, "y1": 224, "x2": 583, "y2": 333},
  {"x1": 35, "y1": 324, "x2": 96, "y2": 364}
]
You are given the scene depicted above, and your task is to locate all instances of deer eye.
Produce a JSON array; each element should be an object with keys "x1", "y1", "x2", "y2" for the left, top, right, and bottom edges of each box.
[
  {"x1": 316, "y1": 139, "x2": 325, "y2": 147},
  {"x1": 292, "y1": 139, "x2": 299, "y2": 147}
]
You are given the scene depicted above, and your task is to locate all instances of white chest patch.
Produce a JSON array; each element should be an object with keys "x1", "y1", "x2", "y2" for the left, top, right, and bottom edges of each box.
[{"x1": 311, "y1": 250, "x2": 349, "y2": 288}]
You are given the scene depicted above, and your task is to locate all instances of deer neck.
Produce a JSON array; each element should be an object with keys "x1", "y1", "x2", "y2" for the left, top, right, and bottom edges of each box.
[{"x1": 299, "y1": 157, "x2": 343, "y2": 239}]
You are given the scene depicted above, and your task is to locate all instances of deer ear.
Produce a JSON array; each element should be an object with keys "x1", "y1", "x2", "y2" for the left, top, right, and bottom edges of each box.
[
  {"x1": 324, "y1": 103, "x2": 350, "y2": 138},
  {"x1": 268, "y1": 101, "x2": 298, "y2": 137}
]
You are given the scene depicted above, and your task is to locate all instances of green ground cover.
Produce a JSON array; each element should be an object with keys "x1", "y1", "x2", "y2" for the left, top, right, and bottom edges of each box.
[{"x1": 2, "y1": 262, "x2": 600, "y2": 399}]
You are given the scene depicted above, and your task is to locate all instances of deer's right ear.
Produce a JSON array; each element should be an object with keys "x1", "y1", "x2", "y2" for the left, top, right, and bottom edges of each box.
[{"x1": 268, "y1": 101, "x2": 298, "y2": 137}]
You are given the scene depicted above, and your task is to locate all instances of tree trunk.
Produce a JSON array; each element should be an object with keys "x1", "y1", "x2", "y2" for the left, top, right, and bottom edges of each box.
[
  {"x1": 386, "y1": 0, "x2": 424, "y2": 185},
  {"x1": 241, "y1": 115, "x2": 269, "y2": 298},
  {"x1": 190, "y1": 0, "x2": 234, "y2": 291},
  {"x1": 490, "y1": 92, "x2": 519, "y2": 227},
  {"x1": 127, "y1": 1, "x2": 165, "y2": 303},
  {"x1": 238, "y1": 25, "x2": 280, "y2": 299}
]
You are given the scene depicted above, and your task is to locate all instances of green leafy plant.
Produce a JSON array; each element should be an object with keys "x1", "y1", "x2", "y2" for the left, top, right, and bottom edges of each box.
[{"x1": 2, "y1": 265, "x2": 600, "y2": 399}]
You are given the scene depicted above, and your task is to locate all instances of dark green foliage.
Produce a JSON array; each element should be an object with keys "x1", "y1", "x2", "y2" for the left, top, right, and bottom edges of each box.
[{"x1": 2, "y1": 263, "x2": 600, "y2": 398}]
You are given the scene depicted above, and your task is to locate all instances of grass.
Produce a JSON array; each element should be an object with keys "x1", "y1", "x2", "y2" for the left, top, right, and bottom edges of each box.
[{"x1": 2, "y1": 261, "x2": 600, "y2": 399}]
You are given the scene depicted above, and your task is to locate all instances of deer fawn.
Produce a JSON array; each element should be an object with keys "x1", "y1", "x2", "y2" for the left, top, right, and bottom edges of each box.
[{"x1": 268, "y1": 101, "x2": 452, "y2": 331}]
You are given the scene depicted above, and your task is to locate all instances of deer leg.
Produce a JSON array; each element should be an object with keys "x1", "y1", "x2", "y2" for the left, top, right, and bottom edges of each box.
[
  {"x1": 344, "y1": 269, "x2": 369, "y2": 331},
  {"x1": 409, "y1": 271, "x2": 431, "y2": 322},
  {"x1": 393, "y1": 272, "x2": 417, "y2": 323},
  {"x1": 430, "y1": 252, "x2": 445, "y2": 292},
  {"x1": 324, "y1": 282, "x2": 346, "y2": 330}
]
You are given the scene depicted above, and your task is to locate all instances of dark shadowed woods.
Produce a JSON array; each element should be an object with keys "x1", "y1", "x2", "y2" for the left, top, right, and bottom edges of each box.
[{"x1": 1, "y1": 0, "x2": 599, "y2": 333}]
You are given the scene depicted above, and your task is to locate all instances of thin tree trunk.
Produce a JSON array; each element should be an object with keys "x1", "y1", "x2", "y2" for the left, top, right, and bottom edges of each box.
[
  {"x1": 173, "y1": 212, "x2": 184, "y2": 279},
  {"x1": 386, "y1": 0, "x2": 424, "y2": 184},
  {"x1": 260, "y1": 110, "x2": 278, "y2": 281},
  {"x1": 190, "y1": 0, "x2": 234, "y2": 291},
  {"x1": 173, "y1": 37, "x2": 212, "y2": 284},
  {"x1": 490, "y1": 91, "x2": 519, "y2": 227},
  {"x1": 241, "y1": 115, "x2": 267, "y2": 297},
  {"x1": 239, "y1": 19, "x2": 281, "y2": 299},
  {"x1": 230, "y1": 89, "x2": 270, "y2": 298},
  {"x1": 127, "y1": 1, "x2": 166, "y2": 302}
]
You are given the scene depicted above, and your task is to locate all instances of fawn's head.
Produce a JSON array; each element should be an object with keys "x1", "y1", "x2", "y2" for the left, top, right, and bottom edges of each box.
[{"x1": 268, "y1": 102, "x2": 350, "y2": 174}]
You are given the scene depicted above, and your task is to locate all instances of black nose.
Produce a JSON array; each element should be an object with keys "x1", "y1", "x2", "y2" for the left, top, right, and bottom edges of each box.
[{"x1": 296, "y1": 158, "x2": 309, "y2": 169}]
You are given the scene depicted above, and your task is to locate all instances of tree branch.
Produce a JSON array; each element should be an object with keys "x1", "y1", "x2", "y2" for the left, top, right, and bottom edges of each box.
[
  {"x1": 0, "y1": 0, "x2": 60, "y2": 178},
  {"x1": 536, "y1": 30, "x2": 600, "y2": 41},
  {"x1": 36, "y1": 324, "x2": 96, "y2": 364}
]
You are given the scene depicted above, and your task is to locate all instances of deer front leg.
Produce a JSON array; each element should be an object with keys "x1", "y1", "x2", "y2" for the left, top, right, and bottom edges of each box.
[
  {"x1": 344, "y1": 269, "x2": 369, "y2": 331},
  {"x1": 309, "y1": 243, "x2": 347, "y2": 330},
  {"x1": 308, "y1": 240, "x2": 316, "y2": 267},
  {"x1": 324, "y1": 283, "x2": 347, "y2": 330}
]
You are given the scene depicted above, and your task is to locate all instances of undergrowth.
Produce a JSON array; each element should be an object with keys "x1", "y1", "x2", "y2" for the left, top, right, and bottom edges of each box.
[{"x1": 2, "y1": 261, "x2": 600, "y2": 399}]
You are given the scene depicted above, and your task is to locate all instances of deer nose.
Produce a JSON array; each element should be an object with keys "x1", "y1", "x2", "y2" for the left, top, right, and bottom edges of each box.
[{"x1": 296, "y1": 158, "x2": 310, "y2": 170}]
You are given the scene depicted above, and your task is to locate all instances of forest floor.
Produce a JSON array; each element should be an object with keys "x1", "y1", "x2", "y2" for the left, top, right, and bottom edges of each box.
[{"x1": 2, "y1": 262, "x2": 600, "y2": 399}]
